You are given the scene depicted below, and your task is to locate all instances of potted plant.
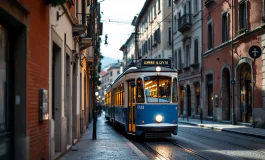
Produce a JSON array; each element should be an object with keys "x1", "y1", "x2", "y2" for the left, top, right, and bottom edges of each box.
[{"x1": 45, "y1": 0, "x2": 67, "y2": 7}]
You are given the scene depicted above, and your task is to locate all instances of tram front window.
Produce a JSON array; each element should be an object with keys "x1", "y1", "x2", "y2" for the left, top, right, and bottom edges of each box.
[{"x1": 144, "y1": 76, "x2": 171, "y2": 103}]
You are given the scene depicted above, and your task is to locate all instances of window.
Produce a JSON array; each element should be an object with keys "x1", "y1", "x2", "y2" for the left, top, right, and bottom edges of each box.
[
  {"x1": 207, "y1": 21, "x2": 213, "y2": 50},
  {"x1": 158, "y1": 0, "x2": 161, "y2": 11},
  {"x1": 168, "y1": 0, "x2": 172, "y2": 7},
  {"x1": 194, "y1": 39, "x2": 199, "y2": 63},
  {"x1": 239, "y1": 1, "x2": 247, "y2": 30},
  {"x1": 178, "y1": 48, "x2": 182, "y2": 69},
  {"x1": 157, "y1": 28, "x2": 161, "y2": 43},
  {"x1": 185, "y1": 44, "x2": 190, "y2": 67},
  {"x1": 154, "y1": 4, "x2": 156, "y2": 17},
  {"x1": 136, "y1": 78, "x2": 144, "y2": 103},
  {"x1": 222, "y1": 12, "x2": 229, "y2": 42},
  {"x1": 194, "y1": 0, "x2": 199, "y2": 13},
  {"x1": 168, "y1": 27, "x2": 172, "y2": 46},
  {"x1": 184, "y1": 1, "x2": 191, "y2": 14},
  {"x1": 172, "y1": 78, "x2": 178, "y2": 103},
  {"x1": 144, "y1": 76, "x2": 171, "y2": 103},
  {"x1": 174, "y1": 50, "x2": 178, "y2": 69},
  {"x1": 174, "y1": 15, "x2": 177, "y2": 32},
  {"x1": 110, "y1": 71, "x2": 112, "y2": 77},
  {"x1": 117, "y1": 71, "x2": 120, "y2": 75},
  {"x1": 148, "y1": 38, "x2": 151, "y2": 51},
  {"x1": 76, "y1": 0, "x2": 79, "y2": 18}
]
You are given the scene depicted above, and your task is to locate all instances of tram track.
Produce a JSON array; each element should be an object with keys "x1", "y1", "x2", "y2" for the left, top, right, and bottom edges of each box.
[
  {"x1": 139, "y1": 139, "x2": 210, "y2": 160},
  {"x1": 140, "y1": 142, "x2": 169, "y2": 160},
  {"x1": 165, "y1": 138, "x2": 210, "y2": 160}
]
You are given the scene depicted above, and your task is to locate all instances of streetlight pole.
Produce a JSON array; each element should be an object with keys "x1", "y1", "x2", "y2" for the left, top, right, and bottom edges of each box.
[
  {"x1": 231, "y1": 0, "x2": 236, "y2": 125},
  {"x1": 92, "y1": 1, "x2": 97, "y2": 139}
]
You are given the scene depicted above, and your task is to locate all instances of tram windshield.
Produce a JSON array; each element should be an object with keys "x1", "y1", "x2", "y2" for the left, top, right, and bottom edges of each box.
[{"x1": 144, "y1": 76, "x2": 171, "y2": 103}]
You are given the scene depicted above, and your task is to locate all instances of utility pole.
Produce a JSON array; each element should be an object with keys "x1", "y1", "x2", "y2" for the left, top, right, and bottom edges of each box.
[
  {"x1": 92, "y1": 0, "x2": 97, "y2": 139},
  {"x1": 231, "y1": 0, "x2": 236, "y2": 125}
]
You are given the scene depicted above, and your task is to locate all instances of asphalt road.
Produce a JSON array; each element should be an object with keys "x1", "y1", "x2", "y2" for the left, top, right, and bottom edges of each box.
[{"x1": 129, "y1": 124, "x2": 265, "y2": 160}]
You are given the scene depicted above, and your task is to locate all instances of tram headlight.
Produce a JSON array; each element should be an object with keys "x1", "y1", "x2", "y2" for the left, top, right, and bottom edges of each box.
[{"x1": 155, "y1": 114, "x2": 163, "y2": 123}]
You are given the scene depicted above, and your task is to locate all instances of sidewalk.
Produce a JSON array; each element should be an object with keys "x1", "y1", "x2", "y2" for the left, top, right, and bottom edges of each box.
[
  {"x1": 178, "y1": 118, "x2": 265, "y2": 139},
  {"x1": 60, "y1": 113, "x2": 148, "y2": 160}
]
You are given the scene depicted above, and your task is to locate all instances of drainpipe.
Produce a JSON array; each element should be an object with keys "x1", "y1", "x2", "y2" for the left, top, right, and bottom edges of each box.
[
  {"x1": 231, "y1": 0, "x2": 236, "y2": 125},
  {"x1": 200, "y1": 1, "x2": 203, "y2": 123}
]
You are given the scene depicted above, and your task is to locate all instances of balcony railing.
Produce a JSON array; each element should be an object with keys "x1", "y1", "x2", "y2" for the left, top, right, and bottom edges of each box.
[{"x1": 178, "y1": 14, "x2": 192, "y2": 33}]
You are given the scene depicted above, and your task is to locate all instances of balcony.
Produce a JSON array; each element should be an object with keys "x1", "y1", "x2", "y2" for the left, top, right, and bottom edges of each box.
[
  {"x1": 73, "y1": 23, "x2": 86, "y2": 36},
  {"x1": 79, "y1": 33, "x2": 92, "y2": 51},
  {"x1": 178, "y1": 14, "x2": 192, "y2": 33}
]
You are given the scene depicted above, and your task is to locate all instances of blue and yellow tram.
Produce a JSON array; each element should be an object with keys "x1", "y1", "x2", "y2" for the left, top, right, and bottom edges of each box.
[{"x1": 103, "y1": 59, "x2": 179, "y2": 138}]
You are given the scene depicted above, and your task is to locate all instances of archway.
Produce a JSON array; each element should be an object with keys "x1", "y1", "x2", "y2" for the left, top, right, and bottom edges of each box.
[
  {"x1": 186, "y1": 85, "x2": 191, "y2": 117},
  {"x1": 222, "y1": 68, "x2": 230, "y2": 121},
  {"x1": 239, "y1": 63, "x2": 252, "y2": 123}
]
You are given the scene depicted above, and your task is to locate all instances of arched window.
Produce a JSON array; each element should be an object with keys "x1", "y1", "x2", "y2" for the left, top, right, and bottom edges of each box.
[{"x1": 136, "y1": 78, "x2": 144, "y2": 103}]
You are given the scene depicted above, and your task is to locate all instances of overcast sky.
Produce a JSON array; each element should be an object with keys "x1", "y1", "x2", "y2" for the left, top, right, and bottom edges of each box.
[{"x1": 100, "y1": 0, "x2": 145, "y2": 60}]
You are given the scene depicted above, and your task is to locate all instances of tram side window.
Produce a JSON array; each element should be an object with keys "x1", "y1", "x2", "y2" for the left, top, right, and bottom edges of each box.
[
  {"x1": 144, "y1": 76, "x2": 171, "y2": 103},
  {"x1": 172, "y1": 78, "x2": 178, "y2": 103},
  {"x1": 136, "y1": 78, "x2": 145, "y2": 103},
  {"x1": 121, "y1": 84, "x2": 124, "y2": 105},
  {"x1": 114, "y1": 84, "x2": 124, "y2": 105}
]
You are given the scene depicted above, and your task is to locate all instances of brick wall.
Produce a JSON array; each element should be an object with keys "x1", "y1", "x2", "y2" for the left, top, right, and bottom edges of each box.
[{"x1": 20, "y1": 0, "x2": 50, "y2": 159}]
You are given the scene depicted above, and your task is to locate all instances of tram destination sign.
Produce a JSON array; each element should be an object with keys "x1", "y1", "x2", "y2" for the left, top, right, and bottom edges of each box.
[{"x1": 142, "y1": 59, "x2": 171, "y2": 67}]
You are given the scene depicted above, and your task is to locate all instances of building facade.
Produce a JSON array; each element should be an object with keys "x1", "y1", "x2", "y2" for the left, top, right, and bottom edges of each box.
[
  {"x1": 202, "y1": 0, "x2": 265, "y2": 128},
  {"x1": 120, "y1": 33, "x2": 135, "y2": 71},
  {"x1": 133, "y1": 0, "x2": 173, "y2": 60},
  {"x1": 0, "y1": 0, "x2": 49, "y2": 159},
  {"x1": 173, "y1": 0, "x2": 202, "y2": 118},
  {"x1": 0, "y1": 0, "x2": 102, "y2": 159}
]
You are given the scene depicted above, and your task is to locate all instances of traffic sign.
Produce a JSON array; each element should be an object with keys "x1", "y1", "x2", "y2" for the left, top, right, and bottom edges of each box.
[
  {"x1": 248, "y1": 45, "x2": 262, "y2": 59},
  {"x1": 231, "y1": 80, "x2": 235, "y2": 85}
]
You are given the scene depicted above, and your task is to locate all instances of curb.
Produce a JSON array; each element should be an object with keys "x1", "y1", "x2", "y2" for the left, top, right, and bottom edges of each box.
[
  {"x1": 179, "y1": 121, "x2": 265, "y2": 139},
  {"x1": 122, "y1": 137, "x2": 149, "y2": 160}
]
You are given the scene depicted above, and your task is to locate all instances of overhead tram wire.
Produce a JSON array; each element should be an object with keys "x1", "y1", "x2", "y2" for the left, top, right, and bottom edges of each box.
[{"x1": 101, "y1": 0, "x2": 229, "y2": 26}]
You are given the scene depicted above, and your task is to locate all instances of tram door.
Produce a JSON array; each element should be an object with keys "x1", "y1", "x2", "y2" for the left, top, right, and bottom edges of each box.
[{"x1": 128, "y1": 81, "x2": 136, "y2": 133}]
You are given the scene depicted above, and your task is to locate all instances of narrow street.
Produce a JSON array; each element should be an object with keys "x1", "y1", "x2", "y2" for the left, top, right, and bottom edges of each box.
[{"x1": 129, "y1": 124, "x2": 265, "y2": 160}]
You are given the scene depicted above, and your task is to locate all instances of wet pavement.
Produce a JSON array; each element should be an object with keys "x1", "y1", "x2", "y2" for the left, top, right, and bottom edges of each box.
[
  {"x1": 60, "y1": 115, "x2": 265, "y2": 160},
  {"x1": 60, "y1": 114, "x2": 148, "y2": 160},
  {"x1": 178, "y1": 118, "x2": 265, "y2": 139}
]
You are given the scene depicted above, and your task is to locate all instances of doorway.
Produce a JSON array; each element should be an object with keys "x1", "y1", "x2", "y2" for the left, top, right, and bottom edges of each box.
[
  {"x1": 52, "y1": 43, "x2": 62, "y2": 152},
  {"x1": 128, "y1": 81, "x2": 136, "y2": 133},
  {"x1": 207, "y1": 74, "x2": 213, "y2": 117},
  {"x1": 0, "y1": 23, "x2": 12, "y2": 160},
  {"x1": 222, "y1": 68, "x2": 230, "y2": 121},
  {"x1": 186, "y1": 85, "x2": 191, "y2": 117},
  {"x1": 180, "y1": 86, "x2": 184, "y2": 115},
  {"x1": 239, "y1": 64, "x2": 252, "y2": 123}
]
